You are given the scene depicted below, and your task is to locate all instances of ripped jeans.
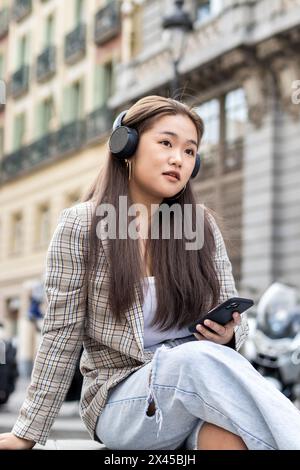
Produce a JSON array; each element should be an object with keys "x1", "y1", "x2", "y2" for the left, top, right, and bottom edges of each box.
[{"x1": 95, "y1": 336, "x2": 300, "y2": 450}]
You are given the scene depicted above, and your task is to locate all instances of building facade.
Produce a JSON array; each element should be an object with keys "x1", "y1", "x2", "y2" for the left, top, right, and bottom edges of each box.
[
  {"x1": 0, "y1": 0, "x2": 300, "y2": 375},
  {"x1": 110, "y1": 0, "x2": 300, "y2": 294},
  {"x1": 0, "y1": 0, "x2": 121, "y2": 375}
]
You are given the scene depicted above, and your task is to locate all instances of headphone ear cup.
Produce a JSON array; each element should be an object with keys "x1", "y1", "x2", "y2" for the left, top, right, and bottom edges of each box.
[
  {"x1": 109, "y1": 126, "x2": 139, "y2": 160},
  {"x1": 191, "y1": 153, "x2": 201, "y2": 179}
]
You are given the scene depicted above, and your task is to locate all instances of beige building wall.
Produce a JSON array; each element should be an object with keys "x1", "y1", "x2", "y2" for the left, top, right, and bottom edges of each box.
[
  {"x1": 0, "y1": 145, "x2": 107, "y2": 374},
  {"x1": 0, "y1": 0, "x2": 121, "y2": 376},
  {"x1": 4, "y1": 0, "x2": 112, "y2": 152}
]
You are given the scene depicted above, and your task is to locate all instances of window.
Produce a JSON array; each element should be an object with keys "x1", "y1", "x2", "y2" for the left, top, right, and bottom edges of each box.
[
  {"x1": 224, "y1": 88, "x2": 247, "y2": 172},
  {"x1": 94, "y1": 62, "x2": 113, "y2": 108},
  {"x1": 11, "y1": 212, "x2": 23, "y2": 255},
  {"x1": 195, "y1": 88, "x2": 247, "y2": 176},
  {"x1": 36, "y1": 97, "x2": 54, "y2": 138},
  {"x1": 196, "y1": 99, "x2": 220, "y2": 165},
  {"x1": 70, "y1": 81, "x2": 83, "y2": 120},
  {"x1": 44, "y1": 13, "x2": 55, "y2": 47},
  {"x1": 13, "y1": 112, "x2": 26, "y2": 150},
  {"x1": 195, "y1": 0, "x2": 211, "y2": 22},
  {"x1": 63, "y1": 80, "x2": 83, "y2": 123},
  {"x1": 225, "y1": 88, "x2": 247, "y2": 145},
  {"x1": 16, "y1": 34, "x2": 29, "y2": 69},
  {"x1": 75, "y1": 0, "x2": 84, "y2": 25},
  {"x1": 36, "y1": 205, "x2": 51, "y2": 248},
  {"x1": 195, "y1": 0, "x2": 223, "y2": 22}
]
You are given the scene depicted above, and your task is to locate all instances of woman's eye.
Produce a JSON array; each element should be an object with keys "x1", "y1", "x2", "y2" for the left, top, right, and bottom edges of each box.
[
  {"x1": 160, "y1": 141, "x2": 195, "y2": 156},
  {"x1": 160, "y1": 140, "x2": 171, "y2": 147}
]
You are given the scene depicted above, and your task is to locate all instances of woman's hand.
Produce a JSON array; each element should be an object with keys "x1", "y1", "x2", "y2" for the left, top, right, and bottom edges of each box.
[
  {"x1": 193, "y1": 311, "x2": 241, "y2": 345},
  {"x1": 0, "y1": 432, "x2": 35, "y2": 450}
]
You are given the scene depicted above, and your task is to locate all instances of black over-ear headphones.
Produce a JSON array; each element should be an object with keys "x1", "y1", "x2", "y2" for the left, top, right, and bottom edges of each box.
[{"x1": 109, "y1": 110, "x2": 201, "y2": 179}]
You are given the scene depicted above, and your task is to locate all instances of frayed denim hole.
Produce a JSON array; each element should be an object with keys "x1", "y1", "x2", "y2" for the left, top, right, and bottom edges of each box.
[
  {"x1": 146, "y1": 397, "x2": 156, "y2": 417},
  {"x1": 144, "y1": 345, "x2": 166, "y2": 437},
  {"x1": 145, "y1": 368, "x2": 156, "y2": 418}
]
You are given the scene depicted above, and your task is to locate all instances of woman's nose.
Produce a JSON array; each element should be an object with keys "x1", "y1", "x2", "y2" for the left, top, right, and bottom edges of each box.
[{"x1": 169, "y1": 150, "x2": 183, "y2": 165}]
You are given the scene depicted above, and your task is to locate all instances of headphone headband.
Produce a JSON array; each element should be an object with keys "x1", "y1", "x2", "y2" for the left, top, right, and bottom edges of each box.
[{"x1": 112, "y1": 110, "x2": 129, "y2": 131}]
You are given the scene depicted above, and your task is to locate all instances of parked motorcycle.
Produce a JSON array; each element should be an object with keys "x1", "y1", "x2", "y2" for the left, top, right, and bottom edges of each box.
[{"x1": 243, "y1": 283, "x2": 300, "y2": 407}]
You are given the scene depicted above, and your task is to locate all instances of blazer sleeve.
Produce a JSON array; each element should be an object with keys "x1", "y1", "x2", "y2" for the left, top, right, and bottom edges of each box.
[
  {"x1": 11, "y1": 207, "x2": 88, "y2": 446},
  {"x1": 207, "y1": 212, "x2": 249, "y2": 352}
]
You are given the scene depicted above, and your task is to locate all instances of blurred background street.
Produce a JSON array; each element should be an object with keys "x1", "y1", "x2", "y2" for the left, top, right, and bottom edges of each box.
[{"x1": 0, "y1": 376, "x2": 90, "y2": 439}]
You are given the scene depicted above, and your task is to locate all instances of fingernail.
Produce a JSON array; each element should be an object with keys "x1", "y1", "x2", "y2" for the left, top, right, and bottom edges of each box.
[{"x1": 204, "y1": 320, "x2": 210, "y2": 326}]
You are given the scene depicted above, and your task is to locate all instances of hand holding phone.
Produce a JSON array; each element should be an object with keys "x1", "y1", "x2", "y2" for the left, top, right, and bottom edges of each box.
[{"x1": 188, "y1": 297, "x2": 254, "y2": 334}]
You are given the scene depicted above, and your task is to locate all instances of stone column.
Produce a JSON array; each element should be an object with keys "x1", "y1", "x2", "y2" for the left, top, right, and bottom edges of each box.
[{"x1": 239, "y1": 69, "x2": 278, "y2": 297}]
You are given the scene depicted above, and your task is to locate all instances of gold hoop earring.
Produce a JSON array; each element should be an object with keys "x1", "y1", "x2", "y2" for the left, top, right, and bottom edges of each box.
[{"x1": 124, "y1": 159, "x2": 132, "y2": 181}]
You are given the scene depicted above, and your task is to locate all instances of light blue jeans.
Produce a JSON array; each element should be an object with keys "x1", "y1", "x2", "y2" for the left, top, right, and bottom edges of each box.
[{"x1": 95, "y1": 336, "x2": 300, "y2": 450}]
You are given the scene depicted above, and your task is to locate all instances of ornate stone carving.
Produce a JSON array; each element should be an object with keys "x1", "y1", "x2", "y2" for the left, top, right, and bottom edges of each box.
[
  {"x1": 236, "y1": 67, "x2": 269, "y2": 128},
  {"x1": 256, "y1": 32, "x2": 300, "y2": 120},
  {"x1": 256, "y1": 37, "x2": 288, "y2": 60},
  {"x1": 271, "y1": 57, "x2": 300, "y2": 120}
]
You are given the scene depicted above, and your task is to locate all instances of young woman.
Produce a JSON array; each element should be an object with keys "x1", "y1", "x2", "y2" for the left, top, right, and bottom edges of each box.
[{"x1": 1, "y1": 96, "x2": 300, "y2": 450}]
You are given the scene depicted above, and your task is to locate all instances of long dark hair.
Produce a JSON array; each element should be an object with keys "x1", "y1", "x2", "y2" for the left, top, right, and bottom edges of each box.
[{"x1": 82, "y1": 96, "x2": 221, "y2": 331}]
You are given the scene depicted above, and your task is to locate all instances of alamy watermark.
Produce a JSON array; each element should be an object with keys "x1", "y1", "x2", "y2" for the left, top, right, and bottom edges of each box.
[
  {"x1": 291, "y1": 80, "x2": 300, "y2": 105},
  {"x1": 95, "y1": 197, "x2": 206, "y2": 250}
]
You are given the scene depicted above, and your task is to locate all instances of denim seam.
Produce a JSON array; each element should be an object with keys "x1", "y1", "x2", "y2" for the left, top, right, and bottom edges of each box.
[
  {"x1": 151, "y1": 383, "x2": 276, "y2": 450},
  {"x1": 104, "y1": 396, "x2": 148, "y2": 407}
]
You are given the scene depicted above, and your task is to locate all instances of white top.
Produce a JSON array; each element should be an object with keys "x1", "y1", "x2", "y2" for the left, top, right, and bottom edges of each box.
[{"x1": 142, "y1": 276, "x2": 191, "y2": 348}]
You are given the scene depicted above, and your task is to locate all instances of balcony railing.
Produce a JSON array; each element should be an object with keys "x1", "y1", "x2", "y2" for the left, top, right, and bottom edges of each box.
[
  {"x1": 36, "y1": 46, "x2": 56, "y2": 82},
  {"x1": 1, "y1": 147, "x2": 29, "y2": 179},
  {"x1": 13, "y1": 0, "x2": 32, "y2": 22},
  {"x1": 1, "y1": 108, "x2": 114, "y2": 181},
  {"x1": 9, "y1": 65, "x2": 29, "y2": 98},
  {"x1": 0, "y1": 8, "x2": 9, "y2": 38},
  {"x1": 64, "y1": 23, "x2": 86, "y2": 65},
  {"x1": 57, "y1": 120, "x2": 86, "y2": 154},
  {"x1": 94, "y1": 0, "x2": 120, "y2": 45},
  {"x1": 86, "y1": 106, "x2": 113, "y2": 143},
  {"x1": 28, "y1": 133, "x2": 57, "y2": 166}
]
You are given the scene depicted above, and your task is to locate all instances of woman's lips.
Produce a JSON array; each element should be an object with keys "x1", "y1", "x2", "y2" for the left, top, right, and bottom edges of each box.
[{"x1": 163, "y1": 174, "x2": 179, "y2": 182}]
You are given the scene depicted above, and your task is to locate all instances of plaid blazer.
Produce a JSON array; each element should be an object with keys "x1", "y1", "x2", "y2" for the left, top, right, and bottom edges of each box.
[{"x1": 12, "y1": 200, "x2": 249, "y2": 446}]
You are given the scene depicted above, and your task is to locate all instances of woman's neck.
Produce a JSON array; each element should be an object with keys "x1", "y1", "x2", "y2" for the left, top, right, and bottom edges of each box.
[{"x1": 128, "y1": 183, "x2": 162, "y2": 224}]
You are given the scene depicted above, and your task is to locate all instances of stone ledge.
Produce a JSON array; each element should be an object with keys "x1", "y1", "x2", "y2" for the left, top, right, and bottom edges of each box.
[{"x1": 34, "y1": 439, "x2": 107, "y2": 450}]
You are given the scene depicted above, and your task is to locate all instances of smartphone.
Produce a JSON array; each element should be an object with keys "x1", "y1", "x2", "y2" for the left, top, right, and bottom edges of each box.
[{"x1": 188, "y1": 297, "x2": 254, "y2": 334}]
